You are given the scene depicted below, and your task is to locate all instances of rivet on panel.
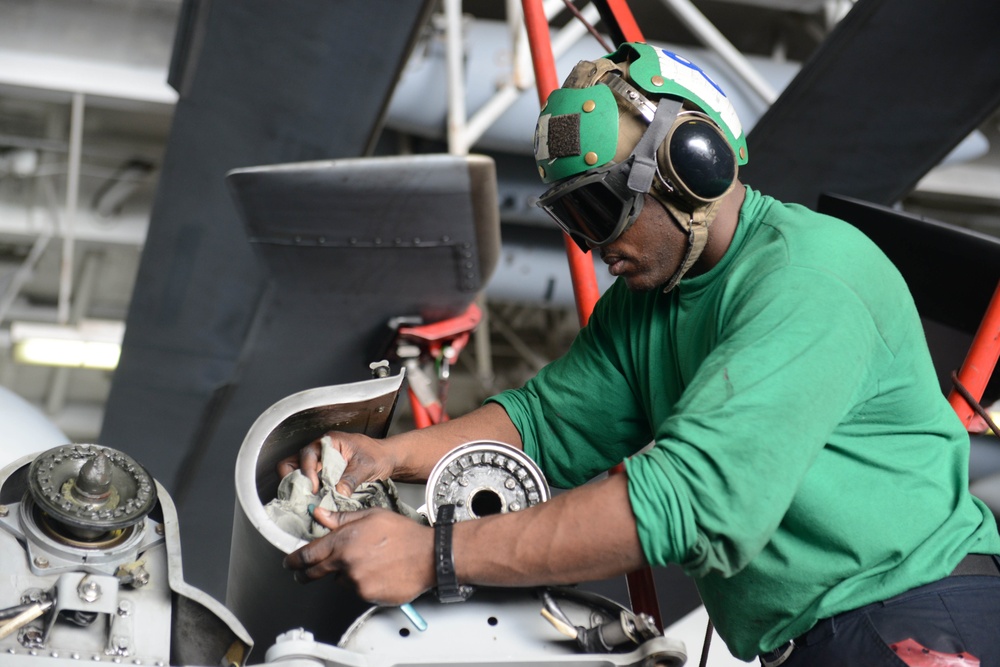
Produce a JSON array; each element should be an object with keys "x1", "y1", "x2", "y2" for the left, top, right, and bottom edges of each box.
[
  {"x1": 584, "y1": 151, "x2": 599, "y2": 166},
  {"x1": 582, "y1": 100, "x2": 596, "y2": 113},
  {"x1": 651, "y1": 75, "x2": 665, "y2": 87}
]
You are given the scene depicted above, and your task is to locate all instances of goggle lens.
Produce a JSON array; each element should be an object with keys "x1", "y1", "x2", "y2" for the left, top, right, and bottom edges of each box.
[{"x1": 537, "y1": 166, "x2": 639, "y2": 248}]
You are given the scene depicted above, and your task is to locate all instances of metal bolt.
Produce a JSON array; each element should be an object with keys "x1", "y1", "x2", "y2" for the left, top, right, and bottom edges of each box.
[
  {"x1": 18, "y1": 626, "x2": 44, "y2": 649},
  {"x1": 117, "y1": 601, "x2": 132, "y2": 616},
  {"x1": 154, "y1": 524, "x2": 164, "y2": 536},
  {"x1": 504, "y1": 478, "x2": 516, "y2": 490},
  {"x1": 33, "y1": 557, "x2": 49, "y2": 569},
  {"x1": 78, "y1": 579, "x2": 102, "y2": 603},
  {"x1": 0, "y1": 505, "x2": 8, "y2": 517}
]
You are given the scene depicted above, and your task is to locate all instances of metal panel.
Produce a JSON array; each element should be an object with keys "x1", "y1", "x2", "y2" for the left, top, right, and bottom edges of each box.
[
  {"x1": 818, "y1": 193, "x2": 1000, "y2": 335},
  {"x1": 742, "y1": 0, "x2": 1000, "y2": 208},
  {"x1": 167, "y1": 155, "x2": 499, "y2": 600}
]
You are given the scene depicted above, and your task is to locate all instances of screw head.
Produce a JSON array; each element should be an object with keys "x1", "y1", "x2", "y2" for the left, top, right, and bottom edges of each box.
[{"x1": 77, "y1": 579, "x2": 102, "y2": 603}]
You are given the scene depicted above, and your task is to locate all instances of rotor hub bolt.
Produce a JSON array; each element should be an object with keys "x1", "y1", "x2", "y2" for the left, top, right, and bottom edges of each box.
[{"x1": 74, "y1": 453, "x2": 114, "y2": 502}]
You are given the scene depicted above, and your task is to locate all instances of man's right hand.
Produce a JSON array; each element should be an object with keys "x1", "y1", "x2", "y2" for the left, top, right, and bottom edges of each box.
[{"x1": 276, "y1": 431, "x2": 396, "y2": 496}]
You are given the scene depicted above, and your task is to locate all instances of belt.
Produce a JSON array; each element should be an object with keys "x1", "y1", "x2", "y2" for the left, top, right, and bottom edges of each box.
[{"x1": 758, "y1": 553, "x2": 1000, "y2": 667}]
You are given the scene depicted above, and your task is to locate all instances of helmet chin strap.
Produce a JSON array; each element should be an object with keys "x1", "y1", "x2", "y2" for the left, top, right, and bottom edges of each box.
[{"x1": 655, "y1": 196, "x2": 724, "y2": 293}]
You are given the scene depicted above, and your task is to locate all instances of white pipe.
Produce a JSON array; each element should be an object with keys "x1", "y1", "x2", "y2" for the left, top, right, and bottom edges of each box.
[
  {"x1": 550, "y1": 4, "x2": 599, "y2": 55},
  {"x1": 444, "y1": 0, "x2": 468, "y2": 155},
  {"x1": 0, "y1": 234, "x2": 50, "y2": 325},
  {"x1": 462, "y1": 4, "x2": 598, "y2": 148},
  {"x1": 58, "y1": 92, "x2": 85, "y2": 324},
  {"x1": 48, "y1": 252, "x2": 101, "y2": 416},
  {"x1": 657, "y1": 0, "x2": 778, "y2": 105}
]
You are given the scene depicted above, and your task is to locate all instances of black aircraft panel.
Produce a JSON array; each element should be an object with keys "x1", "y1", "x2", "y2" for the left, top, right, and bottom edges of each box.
[
  {"x1": 743, "y1": 0, "x2": 1000, "y2": 209},
  {"x1": 99, "y1": 0, "x2": 435, "y2": 599}
]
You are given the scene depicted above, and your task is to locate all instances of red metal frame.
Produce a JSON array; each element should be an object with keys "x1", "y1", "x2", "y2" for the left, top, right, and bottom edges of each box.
[
  {"x1": 948, "y1": 280, "x2": 1000, "y2": 431},
  {"x1": 397, "y1": 303, "x2": 482, "y2": 429},
  {"x1": 522, "y1": 0, "x2": 600, "y2": 329},
  {"x1": 521, "y1": 0, "x2": 663, "y2": 629}
]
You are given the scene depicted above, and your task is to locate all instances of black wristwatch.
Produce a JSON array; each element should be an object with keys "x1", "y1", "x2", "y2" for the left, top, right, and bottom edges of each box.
[{"x1": 434, "y1": 504, "x2": 474, "y2": 603}]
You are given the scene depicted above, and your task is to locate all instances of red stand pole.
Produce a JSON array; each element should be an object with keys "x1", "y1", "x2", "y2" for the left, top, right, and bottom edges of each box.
[
  {"x1": 521, "y1": 0, "x2": 663, "y2": 630},
  {"x1": 522, "y1": 0, "x2": 601, "y2": 329},
  {"x1": 948, "y1": 280, "x2": 1000, "y2": 430}
]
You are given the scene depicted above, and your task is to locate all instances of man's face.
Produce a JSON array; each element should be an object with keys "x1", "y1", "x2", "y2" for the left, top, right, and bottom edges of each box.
[{"x1": 595, "y1": 194, "x2": 689, "y2": 292}]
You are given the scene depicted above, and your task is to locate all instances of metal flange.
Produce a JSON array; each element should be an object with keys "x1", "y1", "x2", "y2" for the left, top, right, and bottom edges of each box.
[
  {"x1": 424, "y1": 440, "x2": 550, "y2": 525},
  {"x1": 27, "y1": 444, "x2": 156, "y2": 539}
]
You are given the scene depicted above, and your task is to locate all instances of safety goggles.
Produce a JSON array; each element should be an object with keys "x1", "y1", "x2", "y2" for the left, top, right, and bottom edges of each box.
[
  {"x1": 537, "y1": 110, "x2": 735, "y2": 251},
  {"x1": 536, "y1": 158, "x2": 643, "y2": 250}
]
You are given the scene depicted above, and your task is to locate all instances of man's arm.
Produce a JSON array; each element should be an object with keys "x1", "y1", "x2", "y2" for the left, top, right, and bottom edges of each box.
[
  {"x1": 454, "y1": 470, "x2": 645, "y2": 586},
  {"x1": 387, "y1": 402, "x2": 524, "y2": 482},
  {"x1": 284, "y1": 470, "x2": 646, "y2": 604}
]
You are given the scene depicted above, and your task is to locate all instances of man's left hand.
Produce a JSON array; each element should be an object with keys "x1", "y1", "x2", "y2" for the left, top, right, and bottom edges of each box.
[{"x1": 283, "y1": 508, "x2": 435, "y2": 606}]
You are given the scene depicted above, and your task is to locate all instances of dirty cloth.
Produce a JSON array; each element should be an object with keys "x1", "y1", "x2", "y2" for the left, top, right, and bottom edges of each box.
[{"x1": 265, "y1": 436, "x2": 424, "y2": 540}]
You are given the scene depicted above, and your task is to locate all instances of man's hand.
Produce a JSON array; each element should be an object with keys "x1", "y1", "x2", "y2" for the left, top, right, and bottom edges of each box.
[
  {"x1": 283, "y1": 507, "x2": 435, "y2": 605},
  {"x1": 276, "y1": 431, "x2": 396, "y2": 496}
]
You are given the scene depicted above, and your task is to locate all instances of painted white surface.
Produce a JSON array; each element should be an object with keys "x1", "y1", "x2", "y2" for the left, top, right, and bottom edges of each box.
[
  {"x1": 664, "y1": 605, "x2": 752, "y2": 666},
  {"x1": 0, "y1": 385, "x2": 68, "y2": 467}
]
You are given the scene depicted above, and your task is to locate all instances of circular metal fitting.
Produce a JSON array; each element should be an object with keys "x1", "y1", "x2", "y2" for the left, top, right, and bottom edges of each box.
[
  {"x1": 27, "y1": 444, "x2": 156, "y2": 540},
  {"x1": 424, "y1": 440, "x2": 550, "y2": 525}
]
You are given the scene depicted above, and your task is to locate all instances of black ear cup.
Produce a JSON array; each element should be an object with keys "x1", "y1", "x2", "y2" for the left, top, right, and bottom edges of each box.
[{"x1": 658, "y1": 116, "x2": 737, "y2": 205}]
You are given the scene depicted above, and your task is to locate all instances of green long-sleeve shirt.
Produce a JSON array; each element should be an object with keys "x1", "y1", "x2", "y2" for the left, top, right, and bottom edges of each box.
[{"x1": 488, "y1": 186, "x2": 1000, "y2": 659}]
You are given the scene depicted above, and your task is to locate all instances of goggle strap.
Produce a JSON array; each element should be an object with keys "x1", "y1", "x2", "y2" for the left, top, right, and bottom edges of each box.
[
  {"x1": 659, "y1": 198, "x2": 719, "y2": 293},
  {"x1": 627, "y1": 98, "x2": 683, "y2": 196}
]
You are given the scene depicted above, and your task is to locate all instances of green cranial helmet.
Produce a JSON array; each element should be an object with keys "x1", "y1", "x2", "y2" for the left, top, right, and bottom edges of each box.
[
  {"x1": 533, "y1": 43, "x2": 748, "y2": 293},
  {"x1": 533, "y1": 42, "x2": 748, "y2": 186}
]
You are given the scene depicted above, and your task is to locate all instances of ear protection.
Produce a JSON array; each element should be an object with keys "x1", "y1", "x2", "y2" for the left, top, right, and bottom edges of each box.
[
  {"x1": 608, "y1": 72, "x2": 737, "y2": 215},
  {"x1": 533, "y1": 44, "x2": 745, "y2": 290}
]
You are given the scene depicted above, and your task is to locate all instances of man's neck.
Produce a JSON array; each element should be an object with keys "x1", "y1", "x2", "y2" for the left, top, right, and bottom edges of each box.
[{"x1": 688, "y1": 182, "x2": 745, "y2": 277}]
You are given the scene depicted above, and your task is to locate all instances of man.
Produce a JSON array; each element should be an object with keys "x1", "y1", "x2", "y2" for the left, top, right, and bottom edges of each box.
[{"x1": 282, "y1": 43, "x2": 1000, "y2": 665}]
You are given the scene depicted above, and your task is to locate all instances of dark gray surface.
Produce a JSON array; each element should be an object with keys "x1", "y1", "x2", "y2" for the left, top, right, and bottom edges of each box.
[
  {"x1": 99, "y1": 0, "x2": 435, "y2": 599},
  {"x1": 742, "y1": 0, "x2": 1000, "y2": 209}
]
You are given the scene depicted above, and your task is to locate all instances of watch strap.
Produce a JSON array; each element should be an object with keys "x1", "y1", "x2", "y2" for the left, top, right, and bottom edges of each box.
[{"x1": 434, "y1": 504, "x2": 474, "y2": 603}]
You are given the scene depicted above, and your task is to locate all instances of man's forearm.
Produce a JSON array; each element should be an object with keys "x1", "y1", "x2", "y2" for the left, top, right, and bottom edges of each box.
[
  {"x1": 451, "y1": 471, "x2": 646, "y2": 586},
  {"x1": 386, "y1": 402, "x2": 523, "y2": 482}
]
